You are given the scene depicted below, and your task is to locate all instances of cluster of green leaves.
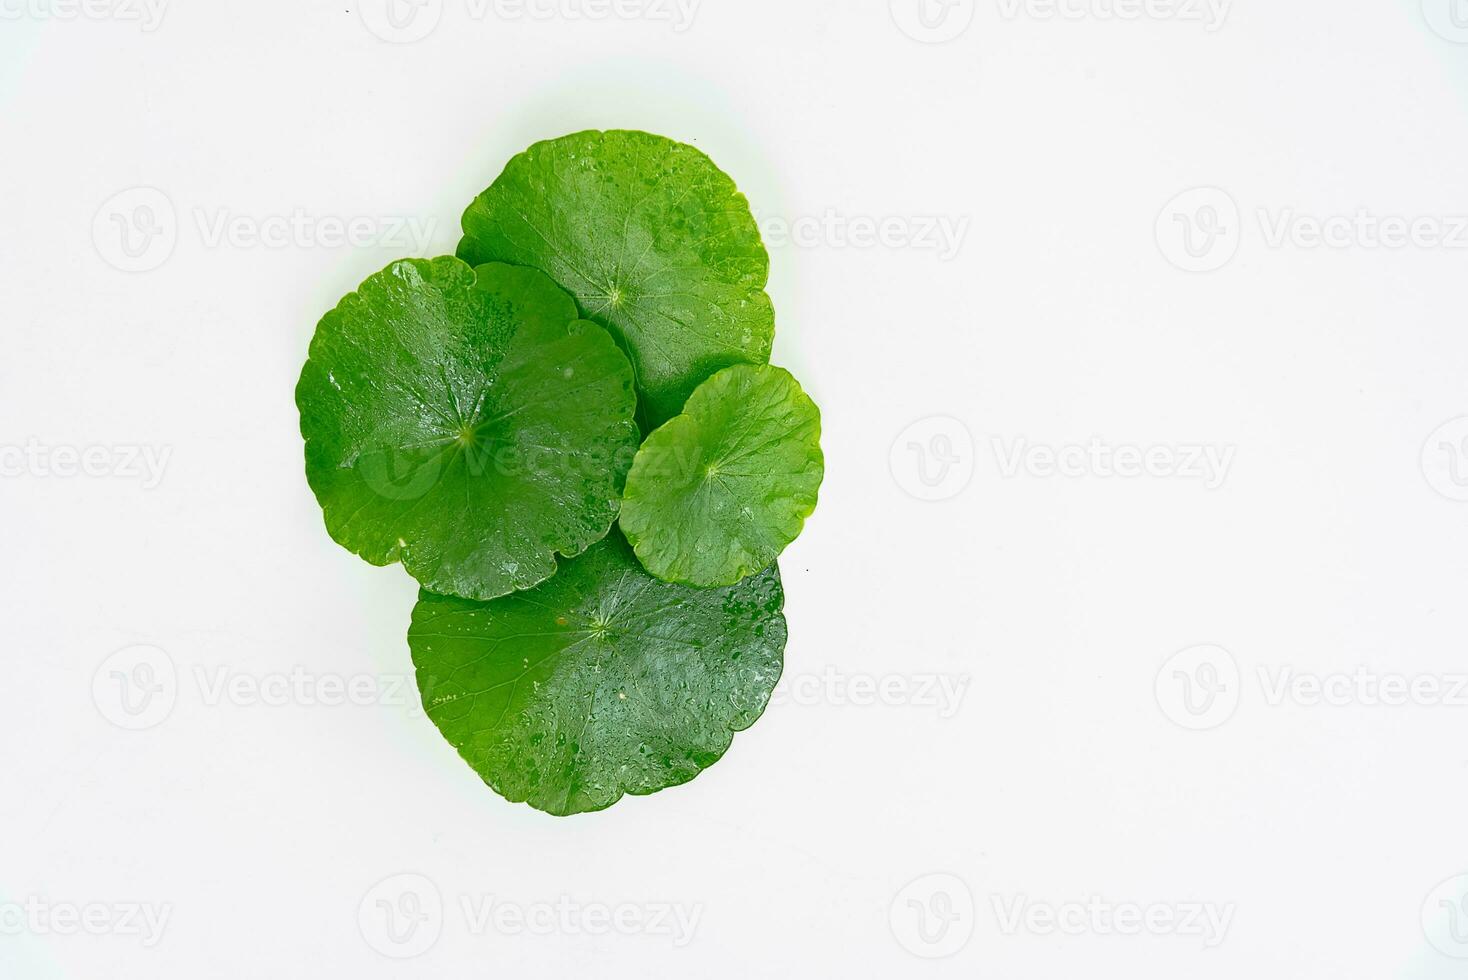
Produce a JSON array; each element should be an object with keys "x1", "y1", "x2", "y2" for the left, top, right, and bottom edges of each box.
[{"x1": 297, "y1": 130, "x2": 823, "y2": 815}]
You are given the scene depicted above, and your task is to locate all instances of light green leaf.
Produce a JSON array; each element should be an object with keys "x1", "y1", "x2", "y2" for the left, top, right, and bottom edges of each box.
[
  {"x1": 296, "y1": 257, "x2": 638, "y2": 600},
  {"x1": 409, "y1": 533, "x2": 786, "y2": 816},
  {"x1": 620, "y1": 364, "x2": 823, "y2": 587},
  {"x1": 458, "y1": 129, "x2": 775, "y2": 428}
]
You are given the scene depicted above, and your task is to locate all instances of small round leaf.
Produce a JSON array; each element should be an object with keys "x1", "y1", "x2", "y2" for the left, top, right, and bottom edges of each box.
[
  {"x1": 296, "y1": 257, "x2": 638, "y2": 600},
  {"x1": 458, "y1": 129, "x2": 775, "y2": 428},
  {"x1": 620, "y1": 364, "x2": 823, "y2": 587},
  {"x1": 409, "y1": 533, "x2": 786, "y2": 816}
]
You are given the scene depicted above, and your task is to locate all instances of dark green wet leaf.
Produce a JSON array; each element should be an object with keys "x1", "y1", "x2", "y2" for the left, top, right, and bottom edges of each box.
[
  {"x1": 458, "y1": 129, "x2": 775, "y2": 428},
  {"x1": 620, "y1": 364, "x2": 823, "y2": 587},
  {"x1": 297, "y1": 257, "x2": 638, "y2": 600},
  {"x1": 408, "y1": 533, "x2": 786, "y2": 816}
]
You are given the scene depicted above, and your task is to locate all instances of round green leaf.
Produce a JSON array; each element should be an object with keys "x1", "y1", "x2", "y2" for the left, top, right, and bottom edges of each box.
[
  {"x1": 296, "y1": 256, "x2": 639, "y2": 601},
  {"x1": 620, "y1": 364, "x2": 823, "y2": 588},
  {"x1": 458, "y1": 129, "x2": 775, "y2": 428},
  {"x1": 409, "y1": 533, "x2": 786, "y2": 816}
]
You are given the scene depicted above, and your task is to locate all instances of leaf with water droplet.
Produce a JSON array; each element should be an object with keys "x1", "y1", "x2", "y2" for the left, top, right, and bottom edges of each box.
[
  {"x1": 621, "y1": 364, "x2": 823, "y2": 587},
  {"x1": 458, "y1": 130, "x2": 775, "y2": 428},
  {"x1": 296, "y1": 257, "x2": 638, "y2": 599},
  {"x1": 408, "y1": 532, "x2": 786, "y2": 816}
]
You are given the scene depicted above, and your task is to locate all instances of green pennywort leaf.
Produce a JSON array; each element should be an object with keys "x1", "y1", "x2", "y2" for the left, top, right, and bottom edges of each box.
[
  {"x1": 297, "y1": 257, "x2": 638, "y2": 600},
  {"x1": 620, "y1": 364, "x2": 823, "y2": 587},
  {"x1": 458, "y1": 129, "x2": 775, "y2": 428},
  {"x1": 409, "y1": 533, "x2": 786, "y2": 816}
]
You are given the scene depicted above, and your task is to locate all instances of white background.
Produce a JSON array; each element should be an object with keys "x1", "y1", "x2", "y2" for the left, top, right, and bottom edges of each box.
[{"x1": 4, "y1": 0, "x2": 1468, "y2": 976}]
